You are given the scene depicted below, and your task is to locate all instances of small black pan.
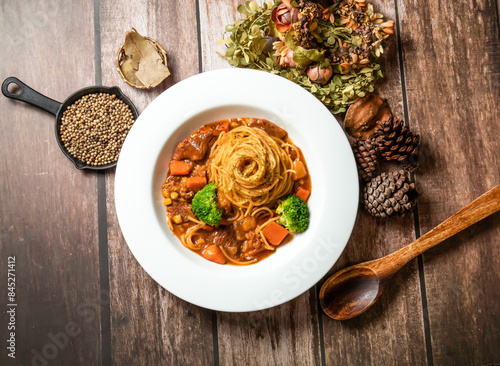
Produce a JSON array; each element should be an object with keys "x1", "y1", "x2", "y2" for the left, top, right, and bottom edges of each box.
[{"x1": 1, "y1": 77, "x2": 139, "y2": 170}]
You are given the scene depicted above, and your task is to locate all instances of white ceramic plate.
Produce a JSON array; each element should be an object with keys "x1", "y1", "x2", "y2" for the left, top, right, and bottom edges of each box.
[{"x1": 115, "y1": 68, "x2": 358, "y2": 312}]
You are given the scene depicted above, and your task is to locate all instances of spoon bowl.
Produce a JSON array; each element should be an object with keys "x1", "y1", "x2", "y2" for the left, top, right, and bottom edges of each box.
[{"x1": 320, "y1": 266, "x2": 381, "y2": 320}]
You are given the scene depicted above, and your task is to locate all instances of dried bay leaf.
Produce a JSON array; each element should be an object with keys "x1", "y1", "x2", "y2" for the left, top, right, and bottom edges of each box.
[
  {"x1": 123, "y1": 31, "x2": 142, "y2": 66},
  {"x1": 119, "y1": 29, "x2": 170, "y2": 88},
  {"x1": 120, "y1": 58, "x2": 143, "y2": 86},
  {"x1": 136, "y1": 58, "x2": 162, "y2": 87}
]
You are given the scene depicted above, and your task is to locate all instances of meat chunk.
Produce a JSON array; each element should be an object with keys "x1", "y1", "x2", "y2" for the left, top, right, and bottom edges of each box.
[
  {"x1": 172, "y1": 126, "x2": 214, "y2": 161},
  {"x1": 166, "y1": 199, "x2": 194, "y2": 222},
  {"x1": 191, "y1": 164, "x2": 207, "y2": 179},
  {"x1": 248, "y1": 119, "x2": 287, "y2": 139},
  {"x1": 233, "y1": 216, "x2": 257, "y2": 242},
  {"x1": 217, "y1": 190, "x2": 232, "y2": 214}
]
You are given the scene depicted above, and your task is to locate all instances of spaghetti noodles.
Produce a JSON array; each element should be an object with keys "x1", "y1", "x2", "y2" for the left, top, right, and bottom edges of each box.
[
  {"x1": 208, "y1": 125, "x2": 295, "y2": 215},
  {"x1": 162, "y1": 117, "x2": 311, "y2": 265}
]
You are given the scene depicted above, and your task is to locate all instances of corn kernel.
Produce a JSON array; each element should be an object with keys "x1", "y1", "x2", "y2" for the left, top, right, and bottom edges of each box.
[
  {"x1": 170, "y1": 192, "x2": 179, "y2": 200},
  {"x1": 173, "y1": 215, "x2": 183, "y2": 224},
  {"x1": 163, "y1": 198, "x2": 172, "y2": 206},
  {"x1": 162, "y1": 190, "x2": 170, "y2": 198}
]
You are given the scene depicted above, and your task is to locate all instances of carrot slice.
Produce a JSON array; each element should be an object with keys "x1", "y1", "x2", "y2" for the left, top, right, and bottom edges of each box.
[
  {"x1": 202, "y1": 245, "x2": 226, "y2": 264},
  {"x1": 296, "y1": 187, "x2": 310, "y2": 202},
  {"x1": 262, "y1": 222, "x2": 289, "y2": 246},
  {"x1": 216, "y1": 121, "x2": 230, "y2": 132},
  {"x1": 185, "y1": 177, "x2": 207, "y2": 191},
  {"x1": 169, "y1": 161, "x2": 191, "y2": 176}
]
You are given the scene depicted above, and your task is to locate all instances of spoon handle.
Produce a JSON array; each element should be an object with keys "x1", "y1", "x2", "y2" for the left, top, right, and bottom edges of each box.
[{"x1": 373, "y1": 186, "x2": 500, "y2": 279}]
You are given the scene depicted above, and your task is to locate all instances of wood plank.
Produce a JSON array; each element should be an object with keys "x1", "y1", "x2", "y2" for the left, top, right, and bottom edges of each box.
[
  {"x1": 0, "y1": 1, "x2": 101, "y2": 365},
  {"x1": 216, "y1": 292, "x2": 321, "y2": 366},
  {"x1": 320, "y1": 0, "x2": 428, "y2": 364},
  {"x1": 200, "y1": 0, "x2": 243, "y2": 72},
  {"x1": 99, "y1": 0, "x2": 214, "y2": 364},
  {"x1": 199, "y1": 1, "x2": 322, "y2": 365},
  {"x1": 397, "y1": 0, "x2": 500, "y2": 364}
]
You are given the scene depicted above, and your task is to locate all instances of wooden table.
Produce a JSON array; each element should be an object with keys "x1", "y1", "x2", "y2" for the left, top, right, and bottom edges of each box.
[{"x1": 1, "y1": 1, "x2": 499, "y2": 365}]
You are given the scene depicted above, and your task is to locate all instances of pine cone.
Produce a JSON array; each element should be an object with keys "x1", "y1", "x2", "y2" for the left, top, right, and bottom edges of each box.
[
  {"x1": 363, "y1": 170, "x2": 417, "y2": 218},
  {"x1": 376, "y1": 118, "x2": 421, "y2": 171},
  {"x1": 351, "y1": 138, "x2": 379, "y2": 182}
]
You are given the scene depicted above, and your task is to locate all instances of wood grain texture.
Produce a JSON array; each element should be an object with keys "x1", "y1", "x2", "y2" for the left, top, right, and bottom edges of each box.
[
  {"x1": 199, "y1": 0, "x2": 243, "y2": 72},
  {"x1": 199, "y1": 1, "x2": 322, "y2": 365},
  {"x1": 0, "y1": 1, "x2": 101, "y2": 365},
  {"x1": 320, "y1": 0, "x2": 428, "y2": 364},
  {"x1": 398, "y1": 0, "x2": 500, "y2": 364},
  {"x1": 216, "y1": 291, "x2": 321, "y2": 366},
  {"x1": 99, "y1": 0, "x2": 214, "y2": 364},
  {"x1": 1, "y1": 0, "x2": 497, "y2": 364}
]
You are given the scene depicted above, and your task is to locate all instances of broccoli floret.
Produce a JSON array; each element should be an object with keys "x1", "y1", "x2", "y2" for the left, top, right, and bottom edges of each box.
[
  {"x1": 276, "y1": 195, "x2": 309, "y2": 233},
  {"x1": 191, "y1": 183, "x2": 224, "y2": 226}
]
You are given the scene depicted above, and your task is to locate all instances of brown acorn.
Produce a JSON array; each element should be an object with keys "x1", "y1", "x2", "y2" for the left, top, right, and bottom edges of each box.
[{"x1": 307, "y1": 64, "x2": 333, "y2": 85}]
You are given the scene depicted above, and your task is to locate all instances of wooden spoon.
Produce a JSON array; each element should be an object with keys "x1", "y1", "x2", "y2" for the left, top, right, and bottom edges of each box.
[{"x1": 320, "y1": 186, "x2": 500, "y2": 320}]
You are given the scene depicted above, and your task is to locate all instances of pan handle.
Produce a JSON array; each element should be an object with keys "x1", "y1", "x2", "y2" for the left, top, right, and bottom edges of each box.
[{"x1": 2, "y1": 77, "x2": 61, "y2": 116}]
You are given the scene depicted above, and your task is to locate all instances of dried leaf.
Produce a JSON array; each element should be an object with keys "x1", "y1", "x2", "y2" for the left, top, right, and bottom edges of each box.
[
  {"x1": 237, "y1": 4, "x2": 249, "y2": 15},
  {"x1": 292, "y1": 47, "x2": 325, "y2": 71},
  {"x1": 267, "y1": 19, "x2": 281, "y2": 37},
  {"x1": 120, "y1": 58, "x2": 142, "y2": 86},
  {"x1": 285, "y1": 30, "x2": 299, "y2": 50},
  {"x1": 120, "y1": 29, "x2": 170, "y2": 88},
  {"x1": 247, "y1": 1, "x2": 259, "y2": 12}
]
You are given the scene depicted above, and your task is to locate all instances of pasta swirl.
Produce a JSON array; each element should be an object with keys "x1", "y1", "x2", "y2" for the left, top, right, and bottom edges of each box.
[{"x1": 208, "y1": 125, "x2": 295, "y2": 216}]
